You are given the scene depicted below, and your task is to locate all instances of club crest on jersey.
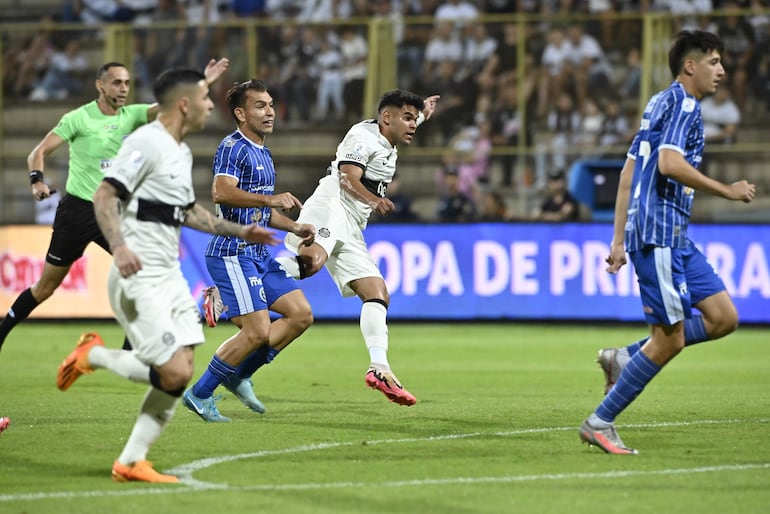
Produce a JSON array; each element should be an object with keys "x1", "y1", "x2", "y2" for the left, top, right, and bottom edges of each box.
[
  {"x1": 318, "y1": 228, "x2": 330, "y2": 238},
  {"x1": 252, "y1": 211, "x2": 262, "y2": 223},
  {"x1": 682, "y1": 97, "x2": 696, "y2": 112},
  {"x1": 224, "y1": 138, "x2": 236, "y2": 147},
  {"x1": 162, "y1": 332, "x2": 175, "y2": 346}
]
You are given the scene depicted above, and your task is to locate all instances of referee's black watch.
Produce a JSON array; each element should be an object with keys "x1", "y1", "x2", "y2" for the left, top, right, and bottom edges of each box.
[{"x1": 30, "y1": 170, "x2": 44, "y2": 185}]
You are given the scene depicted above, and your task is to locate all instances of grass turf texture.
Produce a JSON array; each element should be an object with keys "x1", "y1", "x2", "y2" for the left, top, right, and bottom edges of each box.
[{"x1": 0, "y1": 321, "x2": 768, "y2": 513}]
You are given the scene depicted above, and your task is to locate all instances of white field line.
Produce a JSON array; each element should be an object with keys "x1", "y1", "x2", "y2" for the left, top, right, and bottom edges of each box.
[{"x1": 1, "y1": 417, "x2": 767, "y2": 503}]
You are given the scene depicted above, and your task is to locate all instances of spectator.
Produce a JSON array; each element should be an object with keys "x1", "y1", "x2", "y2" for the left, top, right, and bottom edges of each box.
[
  {"x1": 458, "y1": 22, "x2": 497, "y2": 85},
  {"x1": 296, "y1": 0, "x2": 353, "y2": 22},
  {"x1": 564, "y1": 22, "x2": 612, "y2": 109},
  {"x1": 718, "y1": 1, "x2": 757, "y2": 110},
  {"x1": 701, "y1": 84, "x2": 741, "y2": 144},
  {"x1": 29, "y1": 39, "x2": 89, "y2": 102},
  {"x1": 434, "y1": 0, "x2": 479, "y2": 31},
  {"x1": 618, "y1": 46, "x2": 641, "y2": 103},
  {"x1": 12, "y1": 31, "x2": 54, "y2": 97},
  {"x1": 231, "y1": 0, "x2": 268, "y2": 17},
  {"x1": 490, "y1": 79, "x2": 534, "y2": 187},
  {"x1": 531, "y1": 170, "x2": 580, "y2": 222},
  {"x1": 536, "y1": 25, "x2": 571, "y2": 118},
  {"x1": 574, "y1": 97, "x2": 605, "y2": 149},
  {"x1": 315, "y1": 35, "x2": 345, "y2": 122},
  {"x1": 422, "y1": 20, "x2": 463, "y2": 85},
  {"x1": 449, "y1": 113, "x2": 493, "y2": 206},
  {"x1": 436, "y1": 165, "x2": 476, "y2": 222},
  {"x1": 339, "y1": 26, "x2": 368, "y2": 121},
  {"x1": 478, "y1": 190, "x2": 515, "y2": 222},
  {"x1": 175, "y1": 0, "x2": 226, "y2": 70},
  {"x1": 598, "y1": 97, "x2": 631, "y2": 148},
  {"x1": 538, "y1": 91, "x2": 581, "y2": 186}
]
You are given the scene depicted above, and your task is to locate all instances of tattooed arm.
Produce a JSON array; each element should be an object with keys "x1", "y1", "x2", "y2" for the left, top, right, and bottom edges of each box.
[
  {"x1": 183, "y1": 203, "x2": 281, "y2": 245},
  {"x1": 93, "y1": 180, "x2": 143, "y2": 277}
]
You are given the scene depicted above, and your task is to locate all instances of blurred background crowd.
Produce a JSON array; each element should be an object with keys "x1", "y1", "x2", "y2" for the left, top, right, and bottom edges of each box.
[{"x1": 1, "y1": 0, "x2": 768, "y2": 225}]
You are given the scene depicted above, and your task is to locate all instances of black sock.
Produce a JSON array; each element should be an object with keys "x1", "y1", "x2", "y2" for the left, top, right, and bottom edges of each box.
[{"x1": 0, "y1": 288, "x2": 40, "y2": 348}]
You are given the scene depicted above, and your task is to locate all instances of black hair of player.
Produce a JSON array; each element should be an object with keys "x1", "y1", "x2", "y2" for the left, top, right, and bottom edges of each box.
[
  {"x1": 668, "y1": 30, "x2": 724, "y2": 78},
  {"x1": 226, "y1": 79, "x2": 270, "y2": 123},
  {"x1": 153, "y1": 68, "x2": 206, "y2": 105},
  {"x1": 377, "y1": 89, "x2": 425, "y2": 114},
  {"x1": 96, "y1": 62, "x2": 127, "y2": 80}
]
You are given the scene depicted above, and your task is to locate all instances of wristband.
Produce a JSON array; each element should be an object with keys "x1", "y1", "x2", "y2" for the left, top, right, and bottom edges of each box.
[{"x1": 30, "y1": 170, "x2": 44, "y2": 185}]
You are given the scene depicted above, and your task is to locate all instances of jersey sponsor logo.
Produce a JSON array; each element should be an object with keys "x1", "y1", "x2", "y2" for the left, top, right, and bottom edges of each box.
[
  {"x1": 344, "y1": 152, "x2": 366, "y2": 162},
  {"x1": 318, "y1": 228, "x2": 330, "y2": 238},
  {"x1": 682, "y1": 97, "x2": 696, "y2": 113},
  {"x1": 100, "y1": 159, "x2": 112, "y2": 171}
]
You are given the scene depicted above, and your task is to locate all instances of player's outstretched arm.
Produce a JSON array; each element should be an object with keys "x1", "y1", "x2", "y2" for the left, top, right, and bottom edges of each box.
[
  {"x1": 421, "y1": 95, "x2": 440, "y2": 121},
  {"x1": 183, "y1": 203, "x2": 280, "y2": 245},
  {"x1": 203, "y1": 57, "x2": 230, "y2": 86},
  {"x1": 269, "y1": 209, "x2": 315, "y2": 246}
]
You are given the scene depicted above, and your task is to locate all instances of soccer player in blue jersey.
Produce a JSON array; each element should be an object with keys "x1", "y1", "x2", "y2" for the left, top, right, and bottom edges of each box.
[
  {"x1": 183, "y1": 79, "x2": 316, "y2": 422},
  {"x1": 579, "y1": 30, "x2": 756, "y2": 454}
]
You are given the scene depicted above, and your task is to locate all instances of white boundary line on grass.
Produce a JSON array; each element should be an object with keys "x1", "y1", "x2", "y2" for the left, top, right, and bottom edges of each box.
[{"x1": 1, "y1": 417, "x2": 767, "y2": 502}]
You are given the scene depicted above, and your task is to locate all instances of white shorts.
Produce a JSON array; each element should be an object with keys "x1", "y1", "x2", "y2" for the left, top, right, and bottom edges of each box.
[
  {"x1": 108, "y1": 265, "x2": 205, "y2": 367},
  {"x1": 285, "y1": 187, "x2": 382, "y2": 297}
]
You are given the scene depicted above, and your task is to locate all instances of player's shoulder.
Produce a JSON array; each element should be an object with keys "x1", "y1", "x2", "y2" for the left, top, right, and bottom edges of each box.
[
  {"x1": 217, "y1": 130, "x2": 249, "y2": 151},
  {"x1": 343, "y1": 120, "x2": 380, "y2": 146}
]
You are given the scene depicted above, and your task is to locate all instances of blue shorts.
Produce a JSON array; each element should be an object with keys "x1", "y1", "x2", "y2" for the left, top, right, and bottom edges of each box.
[
  {"x1": 206, "y1": 254, "x2": 299, "y2": 319},
  {"x1": 629, "y1": 242, "x2": 726, "y2": 326}
]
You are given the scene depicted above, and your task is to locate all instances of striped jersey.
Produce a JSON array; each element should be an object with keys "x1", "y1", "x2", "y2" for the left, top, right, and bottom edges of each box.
[
  {"x1": 625, "y1": 81, "x2": 705, "y2": 251},
  {"x1": 205, "y1": 130, "x2": 275, "y2": 259}
]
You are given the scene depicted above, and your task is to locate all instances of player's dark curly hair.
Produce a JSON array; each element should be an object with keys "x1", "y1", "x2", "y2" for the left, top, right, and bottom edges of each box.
[
  {"x1": 153, "y1": 68, "x2": 206, "y2": 105},
  {"x1": 226, "y1": 79, "x2": 270, "y2": 123},
  {"x1": 668, "y1": 30, "x2": 724, "y2": 78},
  {"x1": 377, "y1": 89, "x2": 424, "y2": 114}
]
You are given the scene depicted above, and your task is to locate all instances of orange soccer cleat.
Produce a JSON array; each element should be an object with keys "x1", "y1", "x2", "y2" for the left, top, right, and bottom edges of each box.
[{"x1": 57, "y1": 332, "x2": 104, "y2": 391}]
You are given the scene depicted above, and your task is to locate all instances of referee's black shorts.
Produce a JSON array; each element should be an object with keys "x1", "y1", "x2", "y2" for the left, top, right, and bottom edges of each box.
[{"x1": 45, "y1": 194, "x2": 110, "y2": 266}]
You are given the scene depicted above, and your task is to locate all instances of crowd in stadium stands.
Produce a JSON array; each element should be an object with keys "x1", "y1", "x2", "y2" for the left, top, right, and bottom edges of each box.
[{"x1": 1, "y1": 0, "x2": 769, "y2": 222}]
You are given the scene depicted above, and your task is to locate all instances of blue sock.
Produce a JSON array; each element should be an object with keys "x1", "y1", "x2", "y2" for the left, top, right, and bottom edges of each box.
[
  {"x1": 236, "y1": 345, "x2": 280, "y2": 378},
  {"x1": 684, "y1": 315, "x2": 708, "y2": 346},
  {"x1": 192, "y1": 355, "x2": 236, "y2": 399},
  {"x1": 626, "y1": 316, "x2": 708, "y2": 356},
  {"x1": 595, "y1": 350, "x2": 661, "y2": 423},
  {"x1": 626, "y1": 337, "x2": 647, "y2": 357}
]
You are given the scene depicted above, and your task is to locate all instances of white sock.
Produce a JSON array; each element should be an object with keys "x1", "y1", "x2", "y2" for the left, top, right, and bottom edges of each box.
[
  {"x1": 360, "y1": 301, "x2": 389, "y2": 368},
  {"x1": 588, "y1": 413, "x2": 612, "y2": 428},
  {"x1": 276, "y1": 256, "x2": 300, "y2": 279},
  {"x1": 89, "y1": 346, "x2": 150, "y2": 383},
  {"x1": 117, "y1": 387, "x2": 178, "y2": 465},
  {"x1": 616, "y1": 347, "x2": 631, "y2": 367}
]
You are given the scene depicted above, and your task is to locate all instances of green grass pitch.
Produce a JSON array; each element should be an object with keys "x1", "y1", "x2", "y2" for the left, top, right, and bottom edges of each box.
[{"x1": 0, "y1": 321, "x2": 768, "y2": 513}]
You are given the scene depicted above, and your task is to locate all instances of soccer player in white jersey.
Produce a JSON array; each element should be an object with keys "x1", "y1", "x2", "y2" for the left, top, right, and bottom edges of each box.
[
  {"x1": 579, "y1": 31, "x2": 756, "y2": 455},
  {"x1": 56, "y1": 68, "x2": 279, "y2": 483},
  {"x1": 278, "y1": 90, "x2": 439, "y2": 406},
  {"x1": 183, "y1": 79, "x2": 316, "y2": 422}
]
